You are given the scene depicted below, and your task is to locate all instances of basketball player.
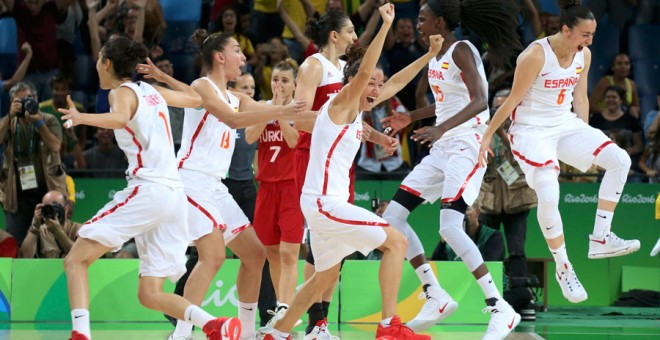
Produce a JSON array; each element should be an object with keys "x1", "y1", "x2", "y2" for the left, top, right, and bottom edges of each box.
[
  {"x1": 380, "y1": 0, "x2": 524, "y2": 337},
  {"x1": 479, "y1": 0, "x2": 640, "y2": 306},
  {"x1": 60, "y1": 37, "x2": 241, "y2": 340}
]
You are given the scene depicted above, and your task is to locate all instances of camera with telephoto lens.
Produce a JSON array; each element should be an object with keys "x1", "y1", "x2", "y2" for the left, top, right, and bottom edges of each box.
[
  {"x1": 19, "y1": 95, "x2": 39, "y2": 117},
  {"x1": 41, "y1": 202, "x2": 65, "y2": 224}
]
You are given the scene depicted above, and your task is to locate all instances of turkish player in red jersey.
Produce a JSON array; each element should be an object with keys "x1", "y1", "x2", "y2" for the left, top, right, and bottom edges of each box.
[{"x1": 246, "y1": 59, "x2": 304, "y2": 327}]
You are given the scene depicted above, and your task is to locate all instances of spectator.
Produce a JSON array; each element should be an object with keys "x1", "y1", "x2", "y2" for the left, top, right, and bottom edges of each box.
[
  {"x1": 0, "y1": 0, "x2": 74, "y2": 100},
  {"x1": 383, "y1": 17, "x2": 426, "y2": 110},
  {"x1": 278, "y1": 0, "x2": 315, "y2": 64},
  {"x1": 590, "y1": 85, "x2": 644, "y2": 159},
  {"x1": 211, "y1": 5, "x2": 258, "y2": 68},
  {"x1": 477, "y1": 88, "x2": 536, "y2": 296},
  {"x1": 151, "y1": 55, "x2": 184, "y2": 152},
  {"x1": 39, "y1": 74, "x2": 86, "y2": 169},
  {"x1": 643, "y1": 91, "x2": 660, "y2": 140},
  {"x1": 55, "y1": 0, "x2": 84, "y2": 80},
  {"x1": 254, "y1": 37, "x2": 291, "y2": 100},
  {"x1": 248, "y1": 0, "x2": 284, "y2": 45},
  {"x1": 82, "y1": 127, "x2": 127, "y2": 178},
  {"x1": 431, "y1": 205, "x2": 505, "y2": 262},
  {"x1": 589, "y1": 53, "x2": 641, "y2": 119},
  {"x1": 638, "y1": 122, "x2": 660, "y2": 183},
  {"x1": 358, "y1": 97, "x2": 407, "y2": 175},
  {"x1": 19, "y1": 190, "x2": 80, "y2": 258},
  {"x1": 0, "y1": 42, "x2": 32, "y2": 113},
  {"x1": 0, "y1": 81, "x2": 66, "y2": 246}
]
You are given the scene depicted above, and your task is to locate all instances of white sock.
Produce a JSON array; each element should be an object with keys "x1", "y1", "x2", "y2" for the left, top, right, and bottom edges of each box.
[
  {"x1": 271, "y1": 328, "x2": 290, "y2": 339},
  {"x1": 184, "y1": 304, "x2": 214, "y2": 329},
  {"x1": 380, "y1": 317, "x2": 393, "y2": 327},
  {"x1": 550, "y1": 243, "x2": 570, "y2": 269},
  {"x1": 477, "y1": 273, "x2": 501, "y2": 300},
  {"x1": 173, "y1": 320, "x2": 193, "y2": 338},
  {"x1": 71, "y1": 309, "x2": 91, "y2": 339},
  {"x1": 592, "y1": 209, "x2": 613, "y2": 240},
  {"x1": 415, "y1": 263, "x2": 440, "y2": 288},
  {"x1": 239, "y1": 301, "x2": 257, "y2": 338}
]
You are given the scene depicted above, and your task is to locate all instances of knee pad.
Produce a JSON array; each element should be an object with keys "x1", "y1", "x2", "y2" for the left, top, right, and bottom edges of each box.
[
  {"x1": 441, "y1": 197, "x2": 468, "y2": 214},
  {"x1": 382, "y1": 201, "x2": 425, "y2": 260},
  {"x1": 593, "y1": 145, "x2": 631, "y2": 202},
  {"x1": 391, "y1": 188, "x2": 424, "y2": 212},
  {"x1": 439, "y1": 209, "x2": 483, "y2": 272},
  {"x1": 533, "y1": 170, "x2": 563, "y2": 239}
]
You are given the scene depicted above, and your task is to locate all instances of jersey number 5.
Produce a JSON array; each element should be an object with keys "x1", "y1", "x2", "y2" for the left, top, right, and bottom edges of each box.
[{"x1": 431, "y1": 85, "x2": 445, "y2": 102}]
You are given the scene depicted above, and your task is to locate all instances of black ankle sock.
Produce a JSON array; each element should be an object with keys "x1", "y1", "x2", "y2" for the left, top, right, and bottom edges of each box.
[
  {"x1": 306, "y1": 302, "x2": 323, "y2": 334},
  {"x1": 321, "y1": 301, "x2": 330, "y2": 318}
]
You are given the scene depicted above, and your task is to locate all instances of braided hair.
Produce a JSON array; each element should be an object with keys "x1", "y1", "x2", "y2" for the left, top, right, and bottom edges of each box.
[{"x1": 426, "y1": 0, "x2": 522, "y2": 68}]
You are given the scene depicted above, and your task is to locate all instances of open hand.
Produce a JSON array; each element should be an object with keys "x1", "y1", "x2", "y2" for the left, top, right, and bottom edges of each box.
[
  {"x1": 58, "y1": 95, "x2": 83, "y2": 128},
  {"x1": 380, "y1": 110, "x2": 411, "y2": 136}
]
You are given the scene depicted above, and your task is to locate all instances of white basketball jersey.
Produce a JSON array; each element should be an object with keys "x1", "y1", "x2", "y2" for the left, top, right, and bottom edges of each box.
[
  {"x1": 513, "y1": 38, "x2": 584, "y2": 126},
  {"x1": 114, "y1": 82, "x2": 182, "y2": 188},
  {"x1": 176, "y1": 77, "x2": 239, "y2": 179},
  {"x1": 302, "y1": 98, "x2": 362, "y2": 201},
  {"x1": 428, "y1": 40, "x2": 489, "y2": 140}
]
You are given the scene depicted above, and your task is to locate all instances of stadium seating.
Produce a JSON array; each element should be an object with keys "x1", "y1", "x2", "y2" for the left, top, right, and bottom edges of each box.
[
  {"x1": 587, "y1": 22, "x2": 619, "y2": 93},
  {"x1": 628, "y1": 24, "x2": 660, "y2": 61},
  {"x1": 160, "y1": 0, "x2": 202, "y2": 22},
  {"x1": 0, "y1": 18, "x2": 17, "y2": 78},
  {"x1": 633, "y1": 58, "x2": 660, "y2": 98}
]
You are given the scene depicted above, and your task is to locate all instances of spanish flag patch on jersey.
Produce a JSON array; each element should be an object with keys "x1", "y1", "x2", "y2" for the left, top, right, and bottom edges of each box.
[
  {"x1": 576, "y1": 66, "x2": 582, "y2": 74},
  {"x1": 441, "y1": 62, "x2": 449, "y2": 69}
]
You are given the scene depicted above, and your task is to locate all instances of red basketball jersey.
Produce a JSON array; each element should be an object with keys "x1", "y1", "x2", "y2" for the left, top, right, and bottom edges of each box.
[
  {"x1": 295, "y1": 53, "x2": 346, "y2": 150},
  {"x1": 256, "y1": 121, "x2": 296, "y2": 182}
]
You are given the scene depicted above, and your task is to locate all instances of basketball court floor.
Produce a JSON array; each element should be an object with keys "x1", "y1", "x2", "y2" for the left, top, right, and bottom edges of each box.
[{"x1": 2, "y1": 307, "x2": 658, "y2": 339}]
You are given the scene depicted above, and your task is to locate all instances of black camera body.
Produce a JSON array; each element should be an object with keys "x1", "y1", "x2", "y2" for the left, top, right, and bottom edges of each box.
[
  {"x1": 19, "y1": 95, "x2": 39, "y2": 117},
  {"x1": 41, "y1": 202, "x2": 65, "y2": 224}
]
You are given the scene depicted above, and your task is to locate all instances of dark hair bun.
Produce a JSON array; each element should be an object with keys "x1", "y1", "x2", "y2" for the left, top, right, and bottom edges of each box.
[
  {"x1": 344, "y1": 44, "x2": 366, "y2": 66},
  {"x1": 304, "y1": 18, "x2": 320, "y2": 42},
  {"x1": 128, "y1": 41, "x2": 148, "y2": 62},
  {"x1": 558, "y1": 0, "x2": 581, "y2": 10},
  {"x1": 192, "y1": 28, "x2": 210, "y2": 48}
]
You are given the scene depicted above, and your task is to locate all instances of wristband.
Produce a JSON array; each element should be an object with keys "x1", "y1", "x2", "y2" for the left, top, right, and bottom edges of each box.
[{"x1": 33, "y1": 119, "x2": 45, "y2": 129}]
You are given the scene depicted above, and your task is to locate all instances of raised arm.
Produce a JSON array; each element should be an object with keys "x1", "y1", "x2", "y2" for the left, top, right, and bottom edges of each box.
[
  {"x1": 573, "y1": 47, "x2": 591, "y2": 123},
  {"x1": 0, "y1": 0, "x2": 14, "y2": 12},
  {"x1": 137, "y1": 58, "x2": 202, "y2": 108},
  {"x1": 2, "y1": 42, "x2": 32, "y2": 91},
  {"x1": 86, "y1": 0, "x2": 102, "y2": 61},
  {"x1": 330, "y1": 3, "x2": 394, "y2": 122},
  {"x1": 278, "y1": 0, "x2": 312, "y2": 49},
  {"x1": 375, "y1": 35, "x2": 443, "y2": 106}
]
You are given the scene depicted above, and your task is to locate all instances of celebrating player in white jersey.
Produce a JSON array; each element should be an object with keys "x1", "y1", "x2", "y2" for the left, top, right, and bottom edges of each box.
[
  {"x1": 380, "y1": 0, "x2": 524, "y2": 338},
  {"x1": 291, "y1": 10, "x2": 356, "y2": 339},
  {"x1": 260, "y1": 4, "x2": 445, "y2": 340},
  {"x1": 167, "y1": 29, "x2": 307, "y2": 340},
  {"x1": 59, "y1": 37, "x2": 240, "y2": 340},
  {"x1": 479, "y1": 0, "x2": 640, "y2": 306}
]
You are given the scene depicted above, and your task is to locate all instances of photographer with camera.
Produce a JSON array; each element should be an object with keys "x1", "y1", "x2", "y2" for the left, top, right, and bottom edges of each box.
[
  {"x1": 0, "y1": 81, "x2": 66, "y2": 246},
  {"x1": 20, "y1": 190, "x2": 80, "y2": 258}
]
